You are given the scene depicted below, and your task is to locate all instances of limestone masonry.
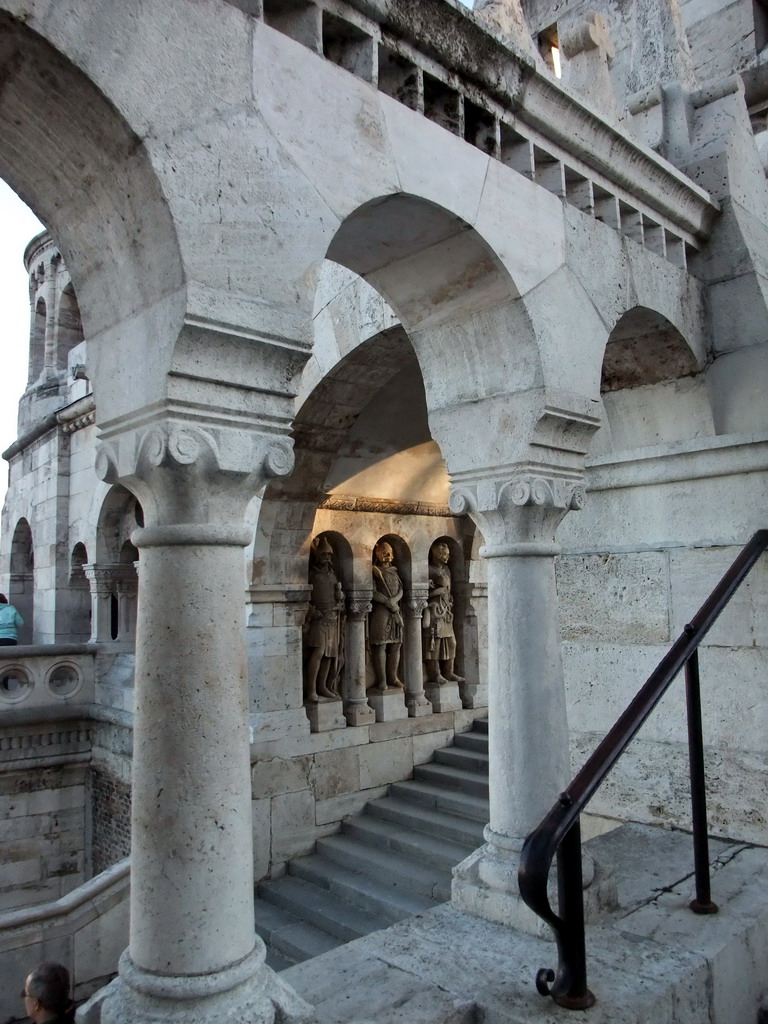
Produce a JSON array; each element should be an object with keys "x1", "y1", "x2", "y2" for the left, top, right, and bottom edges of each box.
[{"x1": 0, "y1": 1, "x2": 767, "y2": 1022}]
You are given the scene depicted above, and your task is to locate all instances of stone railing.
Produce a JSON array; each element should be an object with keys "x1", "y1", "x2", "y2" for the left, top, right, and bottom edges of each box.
[
  {"x1": 0, "y1": 858, "x2": 129, "y2": 1024},
  {"x1": 249, "y1": 0, "x2": 720, "y2": 266},
  {"x1": 0, "y1": 645, "x2": 96, "y2": 713}
]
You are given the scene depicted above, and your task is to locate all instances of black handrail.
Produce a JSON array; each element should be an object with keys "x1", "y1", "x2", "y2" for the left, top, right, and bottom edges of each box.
[{"x1": 518, "y1": 529, "x2": 768, "y2": 1010}]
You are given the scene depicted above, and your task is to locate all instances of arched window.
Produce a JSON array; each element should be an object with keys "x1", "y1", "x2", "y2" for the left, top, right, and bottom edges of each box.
[
  {"x1": 29, "y1": 296, "x2": 46, "y2": 384},
  {"x1": 56, "y1": 282, "x2": 85, "y2": 371},
  {"x1": 9, "y1": 519, "x2": 34, "y2": 643}
]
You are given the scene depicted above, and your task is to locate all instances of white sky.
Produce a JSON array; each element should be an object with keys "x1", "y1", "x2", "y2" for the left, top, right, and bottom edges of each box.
[
  {"x1": 0, "y1": 0, "x2": 476, "y2": 515},
  {"x1": 0, "y1": 179, "x2": 44, "y2": 512}
]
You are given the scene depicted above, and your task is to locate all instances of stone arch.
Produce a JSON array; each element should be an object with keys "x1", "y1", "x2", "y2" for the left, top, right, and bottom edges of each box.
[
  {"x1": 9, "y1": 517, "x2": 33, "y2": 643},
  {"x1": 67, "y1": 542, "x2": 90, "y2": 643},
  {"x1": 56, "y1": 281, "x2": 84, "y2": 371},
  {"x1": 595, "y1": 305, "x2": 714, "y2": 452},
  {"x1": 0, "y1": 8, "x2": 183, "y2": 405},
  {"x1": 95, "y1": 487, "x2": 143, "y2": 564},
  {"x1": 29, "y1": 296, "x2": 46, "y2": 384}
]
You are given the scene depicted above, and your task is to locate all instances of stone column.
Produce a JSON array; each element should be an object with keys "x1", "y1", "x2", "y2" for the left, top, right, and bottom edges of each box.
[
  {"x1": 451, "y1": 474, "x2": 580, "y2": 934},
  {"x1": 83, "y1": 564, "x2": 116, "y2": 642},
  {"x1": 343, "y1": 592, "x2": 375, "y2": 727},
  {"x1": 114, "y1": 566, "x2": 139, "y2": 643},
  {"x1": 93, "y1": 423, "x2": 310, "y2": 1024},
  {"x1": 403, "y1": 589, "x2": 432, "y2": 717}
]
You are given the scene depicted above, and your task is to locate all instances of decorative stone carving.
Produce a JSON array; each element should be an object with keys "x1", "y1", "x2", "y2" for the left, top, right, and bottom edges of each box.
[
  {"x1": 449, "y1": 473, "x2": 585, "y2": 554},
  {"x1": 342, "y1": 593, "x2": 375, "y2": 727},
  {"x1": 402, "y1": 590, "x2": 432, "y2": 718},
  {"x1": 302, "y1": 535, "x2": 345, "y2": 704},
  {"x1": 368, "y1": 541, "x2": 404, "y2": 692},
  {"x1": 423, "y1": 541, "x2": 464, "y2": 686}
]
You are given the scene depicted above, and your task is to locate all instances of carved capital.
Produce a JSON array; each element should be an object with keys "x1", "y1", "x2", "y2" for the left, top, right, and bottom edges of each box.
[
  {"x1": 94, "y1": 419, "x2": 295, "y2": 531},
  {"x1": 404, "y1": 589, "x2": 429, "y2": 619},
  {"x1": 449, "y1": 473, "x2": 585, "y2": 554},
  {"x1": 346, "y1": 591, "x2": 373, "y2": 621}
]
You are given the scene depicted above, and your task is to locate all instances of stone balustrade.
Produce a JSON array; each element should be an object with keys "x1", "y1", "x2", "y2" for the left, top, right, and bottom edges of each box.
[
  {"x1": 252, "y1": 0, "x2": 720, "y2": 265},
  {"x1": 0, "y1": 644, "x2": 96, "y2": 711}
]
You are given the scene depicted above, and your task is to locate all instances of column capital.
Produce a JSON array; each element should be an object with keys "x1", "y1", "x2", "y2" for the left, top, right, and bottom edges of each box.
[
  {"x1": 346, "y1": 591, "x2": 373, "y2": 621},
  {"x1": 95, "y1": 419, "x2": 295, "y2": 531},
  {"x1": 449, "y1": 472, "x2": 585, "y2": 555},
  {"x1": 404, "y1": 589, "x2": 429, "y2": 619}
]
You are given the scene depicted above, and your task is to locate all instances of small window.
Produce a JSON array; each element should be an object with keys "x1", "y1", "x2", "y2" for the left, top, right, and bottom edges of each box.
[{"x1": 538, "y1": 23, "x2": 562, "y2": 78}]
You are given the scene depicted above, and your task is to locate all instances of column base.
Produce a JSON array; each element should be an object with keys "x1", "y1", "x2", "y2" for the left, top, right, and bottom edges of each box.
[
  {"x1": 407, "y1": 692, "x2": 433, "y2": 718},
  {"x1": 344, "y1": 699, "x2": 376, "y2": 727},
  {"x1": 79, "y1": 947, "x2": 313, "y2": 1024},
  {"x1": 305, "y1": 699, "x2": 347, "y2": 732},
  {"x1": 460, "y1": 679, "x2": 488, "y2": 710},
  {"x1": 451, "y1": 830, "x2": 617, "y2": 938},
  {"x1": 367, "y1": 688, "x2": 409, "y2": 722},
  {"x1": 424, "y1": 680, "x2": 463, "y2": 713}
]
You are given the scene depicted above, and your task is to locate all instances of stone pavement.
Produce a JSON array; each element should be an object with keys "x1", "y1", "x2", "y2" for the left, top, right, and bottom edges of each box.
[{"x1": 283, "y1": 823, "x2": 768, "y2": 1024}]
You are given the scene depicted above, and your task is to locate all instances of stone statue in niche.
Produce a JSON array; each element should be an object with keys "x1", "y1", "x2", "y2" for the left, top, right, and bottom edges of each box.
[
  {"x1": 423, "y1": 540, "x2": 464, "y2": 685},
  {"x1": 368, "y1": 541, "x2": 404, "y2": 692},
  {"x1": 303, "y1": 535, "x2": 345, "y2": 703}
]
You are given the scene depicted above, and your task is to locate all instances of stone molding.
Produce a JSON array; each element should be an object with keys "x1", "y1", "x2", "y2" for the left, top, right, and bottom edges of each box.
[
  {"x1": 95, "y1": 421, "x2": 296, "y2": 530},
  {"x1": 259, "y1": 0, "x2": 719, "y2": 249},
  {"x1": 318, "y1": 494, "x2": 455, "y2": 517},
  {"x1": 449, "y1": 473, "x2": 584, "y2": 552},
  {"x1": 449, "y1": 474, "x2": 585, "y2": 517}
]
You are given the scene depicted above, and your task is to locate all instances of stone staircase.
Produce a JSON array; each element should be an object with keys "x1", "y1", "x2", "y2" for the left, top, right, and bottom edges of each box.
[{"x1": 255, "y1": 719, "x2": 489, "y2": 971}]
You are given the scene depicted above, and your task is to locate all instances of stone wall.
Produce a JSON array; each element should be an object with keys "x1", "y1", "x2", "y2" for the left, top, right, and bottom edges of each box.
[
  {"x1": 558, "y1": 440, "x2": 768, "y2": 845},
  {"x1": 89, "y1": 718, "x2": 133, "y2": 876},
  {"x1": 90, "y1": 769, "x2": 131, "y2": 876},
  {"x1": 251, "y1": 707, "x2": 486, "y2": 879},
  {"x1": 0, "y1": 717, "x2": 90, "y2": 911}
]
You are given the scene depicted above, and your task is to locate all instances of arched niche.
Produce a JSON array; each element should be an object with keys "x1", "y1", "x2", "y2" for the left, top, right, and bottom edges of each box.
[
  {"x1": 67, "y1": 542, "x2": 91, "y2": 643},
  {"x1": 95, "y1": 487, "x2": 143, "y2": 564},
  {"x1": 0, "y1": 10, "x2": 183, "y2": 412},
  {"x1": 9, "y1": 518, "x2": 33, "y2": 643},
  {"x1": 29, "y1": 296, "x2": 46, "y2": 384},
  {"x1": 594, "y1": 306, "x2": 714, "y2": 453},
  {"x1": 56, "y1": 282, "x2": 84, "y2": 371}
]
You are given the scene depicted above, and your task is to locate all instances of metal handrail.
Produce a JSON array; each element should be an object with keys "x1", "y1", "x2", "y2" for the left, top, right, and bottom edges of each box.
[{"x1": 518, "y1": 529, "x2": 768, "y2": 1010}]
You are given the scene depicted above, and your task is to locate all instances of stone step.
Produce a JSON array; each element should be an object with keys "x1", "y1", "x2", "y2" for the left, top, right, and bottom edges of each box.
[
  {"x1": 289, "y1": 855, "x2": 434, "y2": 923},
  {"x1": 255, "y1": 723, "x2": 490, "y2": 970},
  {"x1": 315, "y1": 834, "x2": 452, "y2": 901},
  {"x1": 471, "y1": 718, "x2": 488, "y2": 734},
  {"x1": 452, "y1": 731, "x2": 488, "y2": 753},
  {"x1": 342, "y1": 813, "x2": 476, "y2": 871},
  {"x1": 387, "y1": 778, "x2": 489, "y2": 822},
  {"x1": 258, "y1": 874, "x2": 391, "y2": 942},
  {"x1": 254, "y1": 896, "x2": 339, "y2": 967},
  {"x1": 433, "y1": 746, "x2": 489, "y2": 773},
  {"x1": 364, "y1": 794, "x2": 486, "y2": 847},
  {"x1": 413, "y1": 762, "x2": 490, "y2": 798}
]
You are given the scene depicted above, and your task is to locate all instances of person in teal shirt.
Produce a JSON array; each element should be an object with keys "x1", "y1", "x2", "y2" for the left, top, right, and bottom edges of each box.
[{"x1": 0, "y1": 594, "x2": 24, "y2": 645}]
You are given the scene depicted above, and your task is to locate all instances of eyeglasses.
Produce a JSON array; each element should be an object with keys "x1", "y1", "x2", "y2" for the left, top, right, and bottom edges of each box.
[{"x1": 20, "y1": 990, "x2": 33, "y2": 1000}]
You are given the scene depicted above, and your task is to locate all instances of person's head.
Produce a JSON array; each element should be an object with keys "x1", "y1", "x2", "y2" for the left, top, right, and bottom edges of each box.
[
  {"x1": 374, "y1": 541, "x2": 394, "y2": 566},
  {"x1": 430, "y1": 541, "x2": 450, "y2": 565},
  {"x1": 23, "y1": 962, "x2": 72, "y2": 1023},
  {"x1": 311, "y1": 535, "x2": 334, "y2": 569},
  {"x1": 0, "y1": 593, "x2": 7, "y2": 604}
]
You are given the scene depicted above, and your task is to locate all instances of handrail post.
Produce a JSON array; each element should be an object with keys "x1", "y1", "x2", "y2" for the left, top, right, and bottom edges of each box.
[
  {"x1": 684, "y1": 642, "x2": 718, "y2": 915},
  {"x1": 551, "y1": 819, "x2": 595, "y2": 1010}
]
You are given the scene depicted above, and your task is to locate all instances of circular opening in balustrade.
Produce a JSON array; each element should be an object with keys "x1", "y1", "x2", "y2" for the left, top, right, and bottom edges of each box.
[
  {"x1": 45, "y1": 663, "x2": 82, "y2": 699},
  {"x1": 0, "y1": 666, "x2": 32, "y2": 704}
]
